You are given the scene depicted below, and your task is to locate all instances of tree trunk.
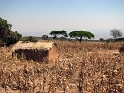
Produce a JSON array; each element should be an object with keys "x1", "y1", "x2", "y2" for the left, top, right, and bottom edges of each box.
[
  {"x1": 53, "y1": 34, "x2": 57, "y2": 39},
  {"x1": 79, "y1": 37, "x2": 82, "y2": 43}
]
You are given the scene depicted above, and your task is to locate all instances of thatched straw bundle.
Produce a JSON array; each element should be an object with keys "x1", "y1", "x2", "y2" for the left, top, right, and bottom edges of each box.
[
  {"x1": 12, "y1": 41, "x2": 55, "y2": 51},
  {"x1": 12, "y1": 41, "x2": 58, "y2": 62}
]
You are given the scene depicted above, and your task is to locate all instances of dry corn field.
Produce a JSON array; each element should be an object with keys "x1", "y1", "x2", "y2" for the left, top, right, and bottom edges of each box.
[{"x1": 0, "y1": 41, "x2": 124, "y2": 93}]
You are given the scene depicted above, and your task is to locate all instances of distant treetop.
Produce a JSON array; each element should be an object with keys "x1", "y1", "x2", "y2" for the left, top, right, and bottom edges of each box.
[
  {"x1": 49, "y1": 30, "x2": 68, "y2": 39},
  {"x1": 69, "y1": 31, "x2": 94, "y2": 42}
]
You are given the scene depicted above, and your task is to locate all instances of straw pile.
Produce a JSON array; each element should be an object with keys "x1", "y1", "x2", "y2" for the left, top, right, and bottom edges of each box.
[{"x1": 12, "y1": 41, "x2": 55, "y2": 51}]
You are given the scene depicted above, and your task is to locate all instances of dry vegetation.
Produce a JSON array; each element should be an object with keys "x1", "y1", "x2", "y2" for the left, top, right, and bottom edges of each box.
[{"x1": 0, "y1": 41, "x2": 124, "y2": 93}]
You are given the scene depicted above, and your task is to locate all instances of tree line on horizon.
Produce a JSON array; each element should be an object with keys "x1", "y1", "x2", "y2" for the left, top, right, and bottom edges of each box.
[
  {"x1": 48, "y1": 30, "x2": 95, "y2": 42},
  {"x1": 42, "y1": 29, "x2": 123, "y2": 42},
  {"x1": 0, "y1": 17, "x2": 123, "y2": 46}
]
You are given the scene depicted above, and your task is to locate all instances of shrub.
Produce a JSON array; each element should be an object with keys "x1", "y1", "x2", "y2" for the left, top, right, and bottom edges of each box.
[{"x1": 21, "y1": 36, "x2": 38, "y2": 42}]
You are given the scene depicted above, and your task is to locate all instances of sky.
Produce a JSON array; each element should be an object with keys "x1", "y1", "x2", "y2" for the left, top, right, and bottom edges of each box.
[{"x1": 0, "y1": 0, "x2": 124, "y2": 39}]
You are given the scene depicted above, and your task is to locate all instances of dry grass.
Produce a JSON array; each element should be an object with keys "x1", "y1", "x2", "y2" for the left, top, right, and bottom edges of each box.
[{"x1": 0, "y1": 41, "x2": 124, "y2": 93}]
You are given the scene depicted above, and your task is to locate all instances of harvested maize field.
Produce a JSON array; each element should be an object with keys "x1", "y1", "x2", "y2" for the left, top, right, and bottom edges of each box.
[{"x1": 0, "y1": 41, "x2": 124, "y2": 93}]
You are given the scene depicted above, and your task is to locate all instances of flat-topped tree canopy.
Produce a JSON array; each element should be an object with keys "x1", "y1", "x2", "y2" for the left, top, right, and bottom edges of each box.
[
  {"x1": 69, "y1": 31, "x2": 94, "y2": 42},
  {"x1": 49, "y1": 30, "x2": 68, "y2": 39}
]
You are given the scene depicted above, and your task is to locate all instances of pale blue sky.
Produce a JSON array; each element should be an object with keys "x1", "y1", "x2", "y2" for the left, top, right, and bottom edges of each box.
[{"x1": 0, "y1": 0, "x2": 124, "y2": 39}]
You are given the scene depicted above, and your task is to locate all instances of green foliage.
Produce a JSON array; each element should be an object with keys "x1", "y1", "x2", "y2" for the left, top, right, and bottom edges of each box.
[
  {"x1": 106, "y1": 38, "x2": 115, "y2": 42},
  {"x1": 0, "y1": 17, "x2": 12, "y2": 37},
  {"x1": 21, "y1": 36, "x2": 38, "y2": 42},
  {"x1": 1, "y1": 31, "x2": 21, "y2": 45},
  {"x1": 49, "y1": 30, "x2": 68, "y2": 39},
  {"x1": 99, "y1": 38, "x2": 104, "y2": 41},
  {"x1": 42, "y1": 35, "x2": 48, "y2": 40},
  {"x1": 115, "y1": 38, "x2": 124, "y2": 42},
  {"x1": 106, "y1": 37, "x2": 124, "y2": 43},
  {"x1": 13, "y1": 31, "x2": 22, "y2": 42},
  {"x1": 69, "y1": 31, "x2": 94, "y2": 42},
  {"x1": 110, "y1": 28, "x2": 122, "y2": 39},
  {"x1": 0, "y1": 17, "x2": 22, "y2": 45},
  {"x1": 0, "y1": 38, "x2": 6, "y2": 46},
  {"x1": 60, "y1": 37, "x2": 67, "y2": 41}
]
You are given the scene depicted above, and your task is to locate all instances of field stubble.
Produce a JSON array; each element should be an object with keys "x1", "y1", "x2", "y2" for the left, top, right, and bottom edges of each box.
[{"x1": 0, "y1": 41, "x2": 124, "y2": 93}]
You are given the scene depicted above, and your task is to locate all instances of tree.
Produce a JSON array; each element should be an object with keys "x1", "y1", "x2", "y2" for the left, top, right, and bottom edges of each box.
[
  {"x1": 107, "y1": 38, "x2": 114, "y2": 42},
  {"x1": 0, "y1": 17, "x2": 22, "y2": 45},
  {"x1": 99, "y1": 38, "x2": 104, "y2": 41},
  {"x1": 49, "y1": 30, "x2": 68, "y2": 39},
  {"x1": 110, "y1": 28, "x2": 122, "y2": 39},
  {"x1": 42, "y1": 35, "x2": 48, "y2": 40},
  {"x1": 69, "y1": 31, "x2": 94, "y2": 42},
  {"x1": 21, "y1": 36, "x2": 38, "y2": 42},
  {"x1": 60, "y1": 37, "x2": 67, "y2": 41},
  {"x1": 0, "y1": 17, "x2": 12, "y2": 38},
  {"x1": 26, "y1": 36, "x2": 38, "y2": 42},
  {"x1": 13, "y1": 31, "x2": 22, "y2": 42},
  {"x1": 1, "y1": 30, "x2": 22, "y2": 45}
]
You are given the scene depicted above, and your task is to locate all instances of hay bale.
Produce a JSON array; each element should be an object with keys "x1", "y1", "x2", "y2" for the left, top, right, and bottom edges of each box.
[{"x1": 12, "y1": 41, "x2": 58, "y2": 63}]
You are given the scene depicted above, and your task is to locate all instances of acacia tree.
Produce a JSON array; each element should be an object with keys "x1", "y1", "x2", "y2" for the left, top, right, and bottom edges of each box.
[
  {"x1": 49, "y1": 30, "x2": 68, "y2": 39},
  {"x1": 0, "y1": 17, "x2": 22, "y2": 45},
  {"x1": 110, "y1": 28, "x2": 122, "y2": 39},
  {"x1": 69, "y1": 31, "x2": 94, "y2": 42}
]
